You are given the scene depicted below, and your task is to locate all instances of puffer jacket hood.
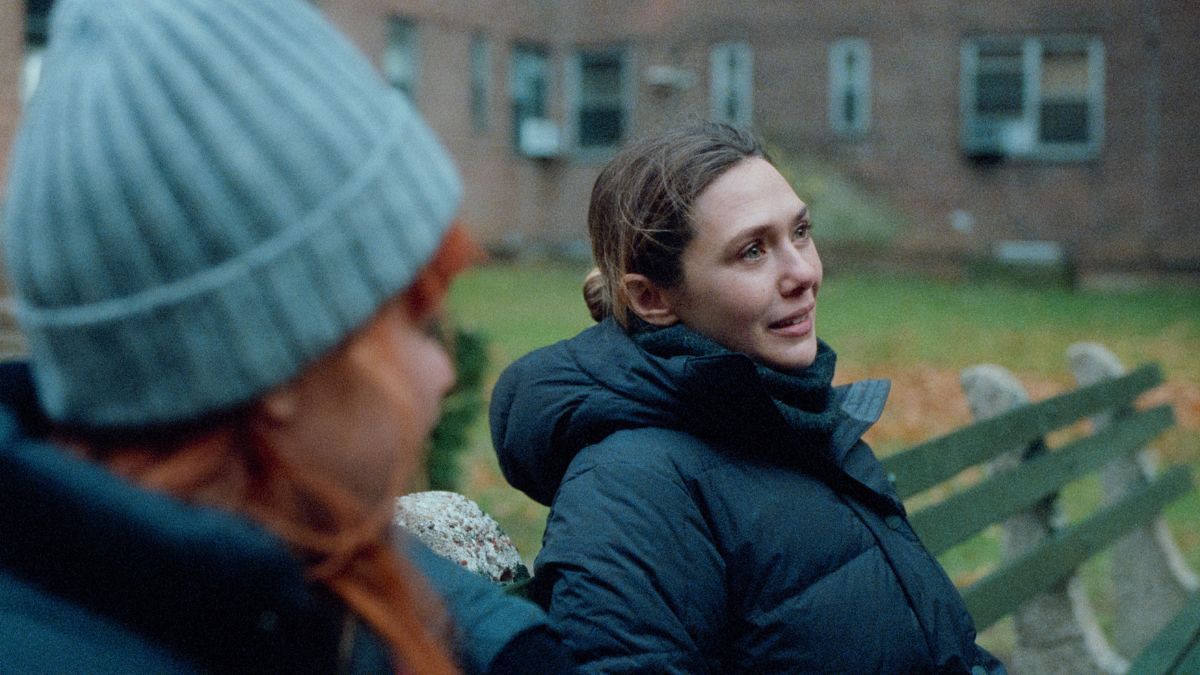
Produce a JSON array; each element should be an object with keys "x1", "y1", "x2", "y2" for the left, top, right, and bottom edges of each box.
[
  {"x1": 491, "y1": 319, "x2": 689, "y2": 506},
  {"x1": 490, "y1": 318, "x2": 890, "y2": 507}
]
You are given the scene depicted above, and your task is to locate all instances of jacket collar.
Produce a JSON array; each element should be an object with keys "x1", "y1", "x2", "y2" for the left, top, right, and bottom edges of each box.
[
  {"x1": 494, "y1": 317, "x2": 897, "y2": 510},
  {"x1": 678, "y1": 352, "x2": 901, "y2": 512},
  {"x1": 0, "y1": 361, "x2": 349, "y2": 670}
]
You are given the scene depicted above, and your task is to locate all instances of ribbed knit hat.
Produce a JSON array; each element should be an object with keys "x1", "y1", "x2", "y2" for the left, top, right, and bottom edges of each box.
[{"x1": 2, "y1": 0, "x2": 463, "y2": 428}]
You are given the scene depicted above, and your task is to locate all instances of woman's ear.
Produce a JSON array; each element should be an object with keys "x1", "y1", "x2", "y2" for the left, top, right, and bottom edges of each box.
[{"x1": 622, "y1": 273, "x2": 679, "y2": 326}]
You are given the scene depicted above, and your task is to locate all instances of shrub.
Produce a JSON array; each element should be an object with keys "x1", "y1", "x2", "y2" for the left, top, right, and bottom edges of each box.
[
  {"x1": 768, "y1": 144, "x2": 903, "y2": 248},
  {"x1": 425, "y1": 325, "x2": 490, "y2": 491}
]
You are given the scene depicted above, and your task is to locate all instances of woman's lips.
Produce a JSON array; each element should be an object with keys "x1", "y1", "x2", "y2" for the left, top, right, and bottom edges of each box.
[{"x1": 768, "y1": 309, "x2": 814, "y2": 336}]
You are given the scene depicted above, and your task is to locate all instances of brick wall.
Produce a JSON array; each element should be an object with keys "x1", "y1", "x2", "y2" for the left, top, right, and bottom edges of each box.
[{"x1": 1, "y1": 0, "x2": 1197, "y2": 276}]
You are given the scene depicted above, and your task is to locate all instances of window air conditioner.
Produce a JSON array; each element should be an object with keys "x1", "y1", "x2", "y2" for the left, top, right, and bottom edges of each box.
[
  {"x1": 644, "y1": 65, "x2": 696, "y2": 92},
  {"x1": 519, "y1": 118, "x2": 561, "y2": 158},
  {"x1": 964, "y1": 118, "x2": 1034, "y2": 157}
]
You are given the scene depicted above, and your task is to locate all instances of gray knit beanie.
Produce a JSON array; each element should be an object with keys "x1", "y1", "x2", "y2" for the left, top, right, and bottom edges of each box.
[{"x1": 2, "y1": 0, "x2": 462, "y2": 428}]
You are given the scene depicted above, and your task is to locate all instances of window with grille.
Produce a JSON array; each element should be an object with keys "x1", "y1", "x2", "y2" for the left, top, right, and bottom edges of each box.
[
  {"x1": 384, "y1": 17, "x2": 418, "y2": 101},
  {"x1": 573, "y1": 49, "x2": 629, "y2": 150},
  {"x1": 470, "y1": 34, "x2": 491, "y2": 132},
  {"x1": 829, "y1": 38, "x2": 871, "y2": 137},
  {"x1": 961, "y1": 36, "x2": 1103, "y2": 161},
  {"x1": 22, "y1": 0, "x2": 54, "y2": 104},
  {"x1": 709, "y1": 42, "x2": 753, "y2": 127},
  {"x1": 510, "y1": 44, "x2": 553, "y2": 154}
]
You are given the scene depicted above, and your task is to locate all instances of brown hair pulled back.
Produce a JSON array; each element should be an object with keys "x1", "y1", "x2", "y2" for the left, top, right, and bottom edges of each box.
[{"x1": 584, "y1": 122, "x2": 767, "y2": 325}]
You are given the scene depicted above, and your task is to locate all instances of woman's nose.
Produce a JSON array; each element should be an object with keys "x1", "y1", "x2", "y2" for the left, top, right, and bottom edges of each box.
[{"x1": 777, "y1": 244, "x2": 821, "y2": 296}]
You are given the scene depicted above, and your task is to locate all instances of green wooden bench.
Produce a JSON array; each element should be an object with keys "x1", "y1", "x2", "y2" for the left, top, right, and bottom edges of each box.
[{"x1": 882, "y1": 342, "x2": 1199, "y2": 674}]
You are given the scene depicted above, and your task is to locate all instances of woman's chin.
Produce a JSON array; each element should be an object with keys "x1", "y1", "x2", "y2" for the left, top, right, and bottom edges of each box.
[{"x1": 755, "y1": 340, "x2": 818, "y2": 372}]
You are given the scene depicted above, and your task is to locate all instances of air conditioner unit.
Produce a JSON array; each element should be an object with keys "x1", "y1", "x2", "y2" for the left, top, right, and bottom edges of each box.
[
  {"x1": 644, "y1": 65, "x2": 697, "y2": 92},
  {"x1": 519, "y1": 118, "x2": 561, "y2": 159},
  {"x1": 964, "y1": 118, "x2": 1034, "y2": 157}
]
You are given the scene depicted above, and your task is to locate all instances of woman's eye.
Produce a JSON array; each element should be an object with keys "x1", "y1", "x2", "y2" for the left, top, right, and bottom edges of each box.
[
  {"x1": 794, "y1": 222, "x2": 812, "y2": 240},
  {"x1": 741, "y1": 243, "x2": 764, "y2": 260}
]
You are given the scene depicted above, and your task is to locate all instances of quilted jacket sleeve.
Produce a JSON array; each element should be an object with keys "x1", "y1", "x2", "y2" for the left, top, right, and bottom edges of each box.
[
  {"x1": 405, "y1": 538, "x2": 553, "y2": 674},
  {"x1": 533, "y1": 439, "x2": 726, "y2": 674}
]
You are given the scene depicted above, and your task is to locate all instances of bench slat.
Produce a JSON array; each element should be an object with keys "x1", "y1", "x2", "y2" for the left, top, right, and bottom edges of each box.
[
  {"x1": 909, "y1": 405, "x2": 1176, "y2": 555},
  {"x1": 961, "y1": 465, "x2": 1192, "y2": 630},
  {"x1": 1127, "y1": 592, "x2": 1200, "y2": 674},
  {"x1": 1171, "y1": 646, "x2": 1200, "y2": 675},
  {"x1": 884, "y1": 363, "x2": 1162, "y2": 499}
]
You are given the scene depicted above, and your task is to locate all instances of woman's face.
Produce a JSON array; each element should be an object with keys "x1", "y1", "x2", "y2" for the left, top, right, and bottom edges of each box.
[
  {"x1": 261, "y1": 294, "x2": 455, "y2": 504},
  {"x1": 665, "y1": 157, "x2": 823, "y2": 371}
]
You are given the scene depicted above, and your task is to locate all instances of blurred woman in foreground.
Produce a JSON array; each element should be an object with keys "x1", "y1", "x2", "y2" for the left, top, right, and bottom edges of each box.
[{"x1": 0, "y1": 0, "x2": 572, "y2": 672}]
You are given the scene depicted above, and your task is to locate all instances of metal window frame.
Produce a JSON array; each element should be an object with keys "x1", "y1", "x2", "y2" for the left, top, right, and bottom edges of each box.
[
  {"x1": 566, "y1": 45, "x2": 633, "y2": 154},
  {"x1": 709, "y1": 41, "x2": 754, "y2": 128},
  {"x1": 384, "y1": 15, "x2": 420, "y2": 101},
  {"x1": 960, "y1": 35, "x2": 1104, "y2": 162},
  {"x1": 828, "y1": 37, "x2": 872, "y2": 137},
  {"x1": 470, "y1": 33, "x2": 492, "y2": 133}
]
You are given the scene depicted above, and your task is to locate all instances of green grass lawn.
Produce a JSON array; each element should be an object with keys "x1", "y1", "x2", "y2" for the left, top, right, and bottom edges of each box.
[{"x1": 443, "y1": 259, "x2": 1200, "y2": 662}]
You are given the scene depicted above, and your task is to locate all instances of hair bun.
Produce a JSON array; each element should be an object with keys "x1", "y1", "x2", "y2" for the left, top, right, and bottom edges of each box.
[{"x1": 582, "y1": 268, "x2": 610, "y2": 323}]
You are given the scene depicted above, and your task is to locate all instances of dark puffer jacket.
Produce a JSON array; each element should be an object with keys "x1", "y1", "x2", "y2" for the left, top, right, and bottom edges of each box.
[
  {"x1": 490, "y1": 319, "x2": 1004, "y2": 674},
  {"x1": 0, "y1": 361, "x2": 565, "y2": 674}
]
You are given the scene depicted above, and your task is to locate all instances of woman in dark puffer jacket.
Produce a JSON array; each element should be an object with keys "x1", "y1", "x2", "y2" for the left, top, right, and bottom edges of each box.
[{"x1": 490, "y1": 123, "x2": 1006, "y2": 673}]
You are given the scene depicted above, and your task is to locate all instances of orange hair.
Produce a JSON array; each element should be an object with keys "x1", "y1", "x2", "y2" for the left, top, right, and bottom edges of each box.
[
  {"x1": 72, "y1": 223, "x2": 484, "y2": 674},
  {"x1": 404, "y1": 223, "x2": 484, "y2": 319}
]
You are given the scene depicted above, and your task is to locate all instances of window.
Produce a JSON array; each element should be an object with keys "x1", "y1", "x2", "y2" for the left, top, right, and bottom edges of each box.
[
  {"x1": 22, "y1": 0, "x2": 53, "y2": 104},
  {"x1": 961, "y1": 36, "x2": 1104, "y2": 160},
  {"x1": 709, "y1": 42, "x2": 753, "y2": 127},
  {"x1": 384, "y1": 17, "x2": 418, "y2": 100},
  {"x1": 510, "y1": 44, "x2": 553, "y2": 155},
  {"x1": 828, "y1": 39, "x2": 871, "y2": 137},
  {"x1": 571, "y1": 48, "x2": 629, "y2": 150},
  {"x1": 470, "y1": 34, "x2": 491, "y2": 132}
]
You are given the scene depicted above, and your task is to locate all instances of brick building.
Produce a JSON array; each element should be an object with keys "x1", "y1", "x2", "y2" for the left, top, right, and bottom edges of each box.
[{"x1": 3, "y1": 0, "x2": 1198, "y2": 279}]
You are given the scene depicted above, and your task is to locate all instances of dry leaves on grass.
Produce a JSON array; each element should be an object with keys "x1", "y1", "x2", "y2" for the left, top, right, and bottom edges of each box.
[
  {"x1": 837, "y1": 363, "x2": 1200, "y2": 464},
  {"x1": 835, "y1": 363, "x2": 1069, "y2": 452},
  {"x1": 1144, "y1": 380, "x2": 1200, "y2": 431}
]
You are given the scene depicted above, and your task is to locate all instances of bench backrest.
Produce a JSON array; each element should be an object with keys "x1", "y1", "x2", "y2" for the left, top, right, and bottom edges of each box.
[{"x1": 881, "y1": 362, "x2": 1188, "y2": 631}]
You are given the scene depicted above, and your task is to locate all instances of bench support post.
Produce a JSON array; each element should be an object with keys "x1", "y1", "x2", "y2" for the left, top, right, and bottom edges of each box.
[
  {"x1": 1068, "y1": 342, "x2": 1200, "y2": 658},
  {"x1": 962, "y1": 365, "x2": 1127, "y2": 674}
]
